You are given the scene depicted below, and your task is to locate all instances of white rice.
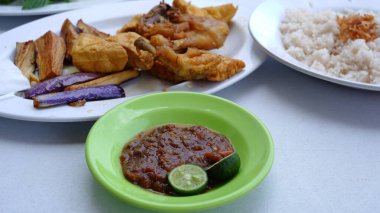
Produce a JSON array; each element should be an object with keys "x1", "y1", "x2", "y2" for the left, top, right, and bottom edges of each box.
[{"x1": 280, "y1": 9, "x2": 380, "y2": 84}]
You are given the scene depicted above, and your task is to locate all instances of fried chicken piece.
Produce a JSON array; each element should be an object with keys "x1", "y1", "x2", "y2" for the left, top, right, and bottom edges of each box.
[
  {"x1": 206, "y1": 55, "x2": 245, "y2": 81},
  {"x1": 147, "y1": 60, "x2": 187, "y2": 83},
  {"x1": 106, "y1": 32, "x2": 155, "y2": 70},
  {"x1": 136, "y1": 3, "x2": 190, "y2": 39},
  {"x1": 35, "y1": 31, "x2": 66, "y2": 81},
  {"x1": 171, "y1": 14, "x2": 229, "y2": 50},
  {"x1": 203, "y1": 4, "x2": 238, "y2": 23},
  {"x1": 117, "y1": 14, "x2": 143, "y2": 33},
  {"x1": 72, "y1": 34, "x2": 128, "y2": 73},
  {"x1": 77, "y1": 19, "x2": 109, "y2": 38},
  {"x1": 61, "y1": 19, "x2": 79, "y2": 61},
  {"x1": 173, "y1": 0, "x2": 237, "y2": 23},
  {"x1": 172, "y1": 0, "x2": 209, "y2": 17},
  {"x1": 149, "y1": 35, "x2": 245, "y2": 82},
  {"x1": 14, "y1": 41, "x2": 38, "y2": 84},
  {"x1": 136, "y1": 2, "x2": 229, "y2": 50}
]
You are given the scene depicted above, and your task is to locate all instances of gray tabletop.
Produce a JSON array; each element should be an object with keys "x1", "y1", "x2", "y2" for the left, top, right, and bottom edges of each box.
[{"x1": 1, "y1": 1, "x2": 380, "y2": 213}]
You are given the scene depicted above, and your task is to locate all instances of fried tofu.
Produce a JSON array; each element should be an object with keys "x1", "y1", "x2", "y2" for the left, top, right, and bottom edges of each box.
[{"x1": 71, "y1": 34, "x2": 128, "y2": 73}]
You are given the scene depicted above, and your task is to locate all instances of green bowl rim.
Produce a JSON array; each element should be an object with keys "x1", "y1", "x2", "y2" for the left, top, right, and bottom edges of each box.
[{"x1": 85, "y1": 91, "x2": 274, "y2": 212}]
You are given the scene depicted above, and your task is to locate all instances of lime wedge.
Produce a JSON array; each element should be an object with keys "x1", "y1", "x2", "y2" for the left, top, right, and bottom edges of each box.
[
  {"x1": 206, "y1": 152, "x2": 240, "y2": 182},
  {"x1": 168, "y1": 164, "x2": 208, "y2": 195}
]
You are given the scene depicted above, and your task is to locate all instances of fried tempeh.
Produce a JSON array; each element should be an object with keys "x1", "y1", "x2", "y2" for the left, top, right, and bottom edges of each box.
[
  {"x1": 35, "y1": 31, "x2": 66, "y2": 81},
  {"x1": 61, "y1": 19, "x2": 79, "y2": 61},
  {"x1": 65, "y1": 70, "x2": 139, "y2": 91},
  {"x1": 14, "y1": 40, "x2": 38, "y2": 84},
  {"x1": 106, "y1": 32, "x2": 155, "y2": 70},
  {"x1": 77, "y1": 19, "x2": 109, "y2": 38}
]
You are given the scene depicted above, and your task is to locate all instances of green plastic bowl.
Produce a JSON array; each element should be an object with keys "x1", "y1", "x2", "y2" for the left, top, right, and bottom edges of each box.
[{"x1": 85, "y1": 92, "x2": 274, "y2": 212}]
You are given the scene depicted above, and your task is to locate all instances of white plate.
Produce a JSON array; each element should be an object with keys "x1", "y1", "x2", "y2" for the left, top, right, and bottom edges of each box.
[
  {"x1": 0, "y1": 0, "x2": 124, "y2": 16},
  {"x1": 0, "y1": 0, "x2": 266, "y2": 122},
  {"x1": 249, "y1": 0, "x2": 380, "y2": 91}
]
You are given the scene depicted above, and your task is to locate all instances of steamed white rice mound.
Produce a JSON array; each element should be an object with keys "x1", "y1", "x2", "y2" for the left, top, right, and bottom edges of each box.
[{"x1": 280, "y1": 9, "x2": 380, "y2": 84}]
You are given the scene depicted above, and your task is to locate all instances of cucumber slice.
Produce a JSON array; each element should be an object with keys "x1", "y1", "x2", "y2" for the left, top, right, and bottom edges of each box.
[
  {"x1": 206, "y1": 152, "x2": 240, "y2": 182},
  {"x1": 168, "y1": 164, "x2": 208, "y2": 195}
]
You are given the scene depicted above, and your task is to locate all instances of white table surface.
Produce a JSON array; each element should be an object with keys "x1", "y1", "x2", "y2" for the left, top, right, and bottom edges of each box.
[{"x1": 1, "y1": 1, "x2": 380, "y2": 213}]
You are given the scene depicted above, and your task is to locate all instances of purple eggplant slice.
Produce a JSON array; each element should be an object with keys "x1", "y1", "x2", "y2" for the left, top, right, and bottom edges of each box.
[
  {"x1": 33, "y1": 84, "x2": 125, "y2": 108},
  {"x1": 24, "y1": 72, "x2": 101, "y2": 99}
]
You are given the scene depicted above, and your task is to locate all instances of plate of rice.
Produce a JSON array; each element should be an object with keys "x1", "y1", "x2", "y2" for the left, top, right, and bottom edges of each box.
[{"x1": 249, "y1": 0, "x2": 380, "y2": 91}]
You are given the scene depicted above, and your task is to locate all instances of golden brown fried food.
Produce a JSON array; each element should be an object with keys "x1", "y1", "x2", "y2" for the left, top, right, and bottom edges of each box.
[
  {"x1": 136, "y1": 3, "x2": 190, "y2": 39},
  {"x1": 61, "y1": 19, "x2": 79, "y2": 61},
  {"x1": 106, "y1": 32, "x2": 155, "y2": 70},
  {"x1": 14, "y1": 41, "x2": 38, "y2": 84},
  {"x1": 173, "y1": 0, "x2": 209, "y2": 17},
  {"x1": 136, "y1": 2, "x2": 229, "y2": 50},
  {"x1": 117, "y1": 14, "x2": 143, "y2": 33},
  {"x1": 173, "y1": 0, "x2": 237, "y2": 23},
  {"x1": 203, "y1": 4, "x2": 238, "y2": 23},
  {"x1": 35, "y1": 31, "x2": 66, "y2": 81},
  {"x1": 147, "y1": 60, "x2": 187, "y2": 83},
  {"x1": 171, "y1": 14, "x2": 229, "y2": 50},
  {"x1": 206, "y1": 55, "x2": 245, "y2": 81},
  {"x1": 71, "y1": 34, "x2": 128, "y2": 73},
  {"x1": 77, "y1": 19, "x2": 109, "y2": 38},
  {"x1": 149, "y1": 35, "x2": 245, "y2": 82},
  {"x1": 65, "y1": 70, "x2": 139, "y2": 91}
]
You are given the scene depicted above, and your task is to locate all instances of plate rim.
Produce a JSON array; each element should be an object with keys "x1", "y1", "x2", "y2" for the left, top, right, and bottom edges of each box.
[{"x1": 0, "y1": 0, "x2": 124, "y2": 16}]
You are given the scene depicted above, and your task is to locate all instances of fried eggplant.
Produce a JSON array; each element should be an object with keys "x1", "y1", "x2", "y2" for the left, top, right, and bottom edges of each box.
[
  {"x1": 14, "y1": 40, "x2": 38, "y2": 84},
  {"x1": 35, "y1": 31, "x2": 66, "y2": 81}
]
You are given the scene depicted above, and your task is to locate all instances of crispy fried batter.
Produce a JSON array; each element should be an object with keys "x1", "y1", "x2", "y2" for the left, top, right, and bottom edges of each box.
[
  {"x1": 173, "y1": 0, "x2": 237, "y2": 23},
  {"x1": 171, "y1": 14, "x2": 229, "y2": 50},
  {"x1": 203, "y1": 4, "x2": 238, "y2": 23},
  {"x1": 172, "y1": 0, "x2": 209, "y2": 17},
  {"x1": 149, "y1": 35, "x2": 244, "y2": 82},
  {"x1": 136, "y1": 3, "x2": 190, "y2": 39},
  {"x1": 106, "y1": 32, "x2": 155, "y2": 70},
  {"x1": 147, "y1": 61, "x2": 187, "y2": 83},
  {"x1": 136, "y1": 2, "x2": 229, "y2": 50},
  {"x1": 117, "y1": 14, "x2": 143, "y2": 33},
  {"x1": 206, "y1": 55, "x2": 245, "y2": 81},
  {"x1": 337, "y1": 14, "x2": 378, "y2": 42},
  {"x1": 72, "y1": 34, "x2": 128, "y2": 73}
]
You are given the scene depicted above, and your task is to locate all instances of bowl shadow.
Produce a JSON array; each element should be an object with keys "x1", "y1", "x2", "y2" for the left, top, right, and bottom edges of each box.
[{"x1": 88, "y1": 172, "x2": 274, "y2": 213}]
